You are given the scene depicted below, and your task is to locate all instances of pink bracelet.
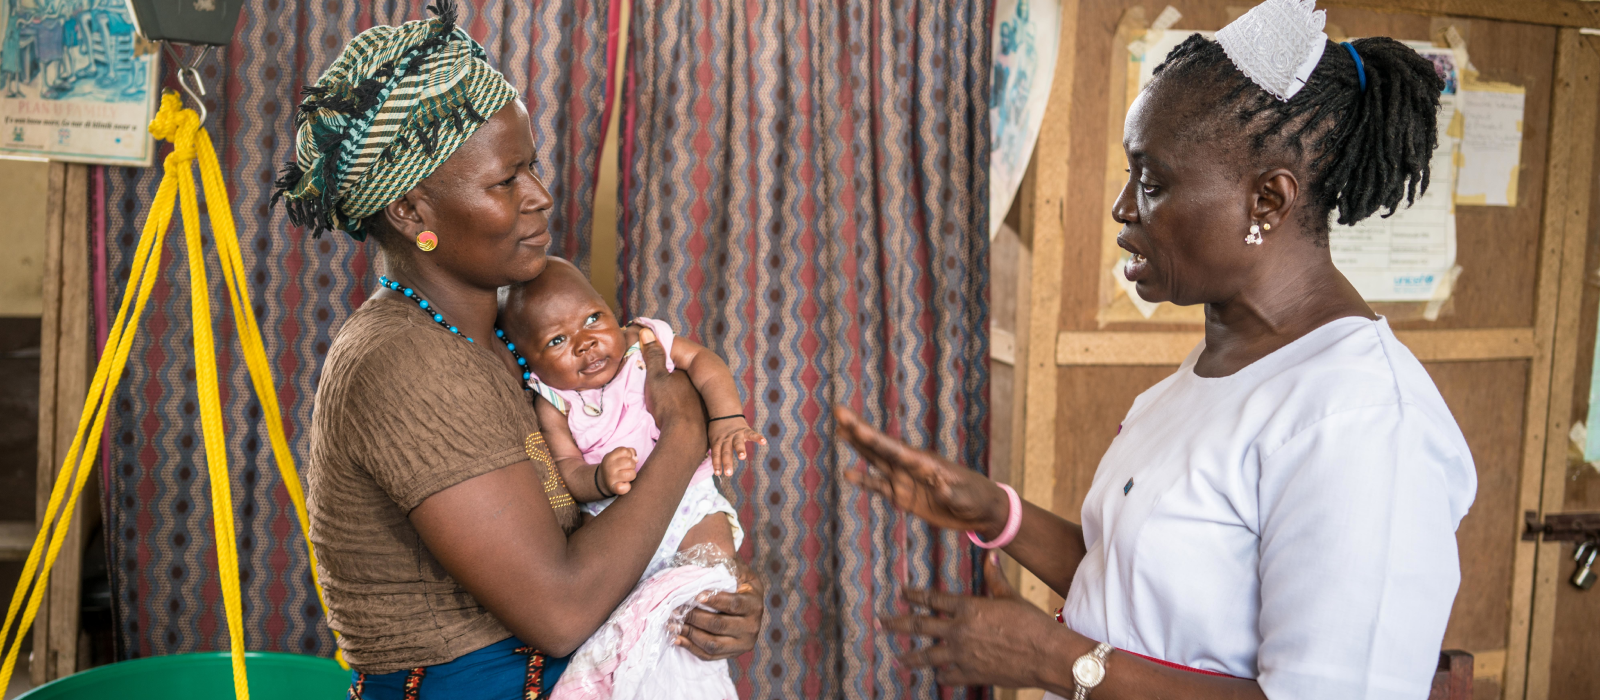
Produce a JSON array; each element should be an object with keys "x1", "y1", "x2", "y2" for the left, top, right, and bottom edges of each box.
[{"x1": 967, "y1": 482, "x2": 1021, "y2": 549}]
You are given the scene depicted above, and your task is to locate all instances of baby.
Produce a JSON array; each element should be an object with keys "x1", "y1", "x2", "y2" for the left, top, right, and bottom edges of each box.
[{"x1": 498, "y1": 258, "x2": 764, "y2": 577}]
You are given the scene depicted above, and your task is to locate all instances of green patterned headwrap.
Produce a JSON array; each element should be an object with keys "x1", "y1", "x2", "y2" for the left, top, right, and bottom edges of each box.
[{"x1": 272, "y1": 1, "x2": 517, "y2": 240}]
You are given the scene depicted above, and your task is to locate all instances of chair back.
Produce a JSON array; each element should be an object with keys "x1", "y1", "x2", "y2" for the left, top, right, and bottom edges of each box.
[{"x1": 1429, "y1": 650, "x2": 1473, "y2": 700}]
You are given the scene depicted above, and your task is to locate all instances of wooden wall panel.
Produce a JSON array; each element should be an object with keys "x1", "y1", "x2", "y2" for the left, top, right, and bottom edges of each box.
[
  {"x1": 1546, "y1": 537, "x2": 1600, "y2": 699},
  {"x1": 33, "y1": 162, "x2": 89, "y2": 683},
  {"x1": 1541, "y1": 33, "x2": 1600, "y2": 698},
  {"x1": 1324, "y1": 0, "x2": 1600, "y2": 28},
  {"x1": 1521, "y1": 29, "x2": 1599, "y2": 700},
  {"x1": 1430, "y1": 361, "x2": 1527, "y2": 660}
]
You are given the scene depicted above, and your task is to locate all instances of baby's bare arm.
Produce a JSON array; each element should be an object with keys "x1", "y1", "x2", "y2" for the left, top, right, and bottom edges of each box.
[
  {"x1": 669, "y1": 336, "x2": 765, "y2": 474},
  {"x1": 535, "y1": 397, "x2": 608, "y2": 502},
  {"x1": 669, "y1": 337, "x2": 743, "y2": 419}
]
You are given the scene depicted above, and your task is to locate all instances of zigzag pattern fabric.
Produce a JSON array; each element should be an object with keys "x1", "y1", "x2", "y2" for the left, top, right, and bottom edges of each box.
[
  {"x1": 524, "y1": 1, "x2": 612, "y2": 271},
  {"x1": 618, "y1": 2, "x2": 991, "y2": 697},
  {"x1": 98, "y1": 0, "x2": 611, "y2": 662}
]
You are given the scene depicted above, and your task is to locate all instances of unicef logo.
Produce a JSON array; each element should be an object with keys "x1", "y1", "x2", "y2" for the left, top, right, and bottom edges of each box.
[{"x1": 1393, "y1": 274, "x2": 1436, "y2": 292}]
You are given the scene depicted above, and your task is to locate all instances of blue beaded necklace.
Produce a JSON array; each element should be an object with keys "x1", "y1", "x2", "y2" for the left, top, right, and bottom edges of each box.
[
  {"x1": 496, "y1": 328, "x2": 605, "y2": 413},
  {"x1": 380, "y1": 275, "x2": 540, "y2": 394},
  {"x1": 494, "y1": 328, "x2": 533, "y2": 388},
  {"x1": 379, "y1": 275, "x2": 476, "y2": 343}
]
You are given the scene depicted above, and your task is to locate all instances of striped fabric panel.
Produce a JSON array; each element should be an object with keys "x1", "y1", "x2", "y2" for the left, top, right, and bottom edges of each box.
[
  {"x1": 620, "y1": 1, "x2": 991, "y2": 697},
  {"x1": 524, "y1": 1, "x2": 610, "y2": 272},
  {"x1": 100, "y1": 1, "x2": 612, "y2": 663}
]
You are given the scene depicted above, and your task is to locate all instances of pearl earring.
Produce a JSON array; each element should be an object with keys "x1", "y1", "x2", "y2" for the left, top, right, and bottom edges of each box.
[{"x1": 1246, "y1": 222, "x2": 1264, "y2": 245}]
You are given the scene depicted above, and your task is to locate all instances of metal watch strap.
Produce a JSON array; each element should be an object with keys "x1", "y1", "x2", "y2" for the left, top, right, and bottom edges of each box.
[{"x1": 1071, "y1": 642, "x2": 1113, "y2": 700}]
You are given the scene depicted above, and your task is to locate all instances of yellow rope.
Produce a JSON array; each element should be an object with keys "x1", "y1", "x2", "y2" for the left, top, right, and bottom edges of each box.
[
  {"x1": 0, "y1": 91, "x2": 344, "y2": 699},
  {"x1": 194, "y1": 121, "x2": 345, "y2": 669}
]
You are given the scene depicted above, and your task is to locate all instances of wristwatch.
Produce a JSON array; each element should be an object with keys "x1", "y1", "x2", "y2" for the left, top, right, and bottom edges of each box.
[{"x1": 1071, "y1": 642, "x2": 1113, "y2": 699}]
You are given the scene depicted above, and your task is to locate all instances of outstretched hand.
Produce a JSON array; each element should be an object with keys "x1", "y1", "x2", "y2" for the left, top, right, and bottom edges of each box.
[{"x1": 834, "y1": 405, "x2": 1010, "y2": 537}]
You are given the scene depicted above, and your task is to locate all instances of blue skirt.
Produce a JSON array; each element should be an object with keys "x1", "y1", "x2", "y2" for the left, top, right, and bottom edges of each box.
[{"x1": 350, "y1": 637, "x2": 571, "y2": 699}]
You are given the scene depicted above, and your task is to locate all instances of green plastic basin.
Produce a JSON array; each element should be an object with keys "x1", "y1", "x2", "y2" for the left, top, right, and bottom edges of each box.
[{"x1": 17, "y1": 652, "x2": 348, "y2": 699}]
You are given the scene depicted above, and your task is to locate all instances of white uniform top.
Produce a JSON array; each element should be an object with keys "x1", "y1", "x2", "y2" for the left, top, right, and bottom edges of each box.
[{"x1": 1052, "y1": 317, "x2": 1476, "y2": 700}]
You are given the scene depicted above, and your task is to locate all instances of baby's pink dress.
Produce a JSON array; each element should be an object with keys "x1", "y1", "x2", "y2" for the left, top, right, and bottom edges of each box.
[{"x1": 527, "y1": 317, "x2": 743, "y2": 579}]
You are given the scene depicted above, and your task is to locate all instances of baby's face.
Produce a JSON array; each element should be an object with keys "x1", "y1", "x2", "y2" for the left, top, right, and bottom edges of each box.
[{"x1": 503, "y1": 284, "x2": 627, "y2": 392}]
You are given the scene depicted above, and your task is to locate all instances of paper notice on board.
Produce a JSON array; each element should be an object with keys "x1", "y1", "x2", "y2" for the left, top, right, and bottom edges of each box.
[
  {"x1": 1328, "y1": 44, "x2": 1460, "y2": 302},
  {"x1": 1455, "y1": 83, "x2": 1525, "y2": 207}
]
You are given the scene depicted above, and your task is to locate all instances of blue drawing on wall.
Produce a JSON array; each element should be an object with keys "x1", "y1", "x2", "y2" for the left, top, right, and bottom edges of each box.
[
  {"x1": 987, "y1": 0, "x2": 1059, "y2": 238},
  {"x1": 0, "y1": 0, "x2": 147, "y2": 102},
  {"x1": 990, "y1": 0, "x2": 1035, "y2": 157}
]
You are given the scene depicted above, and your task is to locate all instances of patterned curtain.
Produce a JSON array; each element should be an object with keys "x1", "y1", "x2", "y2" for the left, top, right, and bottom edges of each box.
[
  {"x1": 618, "y1": 2, "x2": 991, "y2": 698},
  {"x1": 98, "y1": 1, "x2": 611, "y2": 660}
]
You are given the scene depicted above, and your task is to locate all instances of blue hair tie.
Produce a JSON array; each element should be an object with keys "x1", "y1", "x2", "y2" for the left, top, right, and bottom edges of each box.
[{"x1": 1341, "y1": 41, "x2": 1367, "y2": 92}]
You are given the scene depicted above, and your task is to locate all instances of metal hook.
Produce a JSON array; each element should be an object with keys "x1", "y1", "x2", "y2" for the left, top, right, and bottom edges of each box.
[{"x1": 161, "y1": 42, "x2": 213, "y2": 125}]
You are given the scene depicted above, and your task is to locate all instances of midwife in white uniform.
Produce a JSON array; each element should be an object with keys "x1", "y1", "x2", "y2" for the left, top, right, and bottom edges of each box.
[{"x1": 835, "y1": 2, "x2": 1477, "y2": 699}]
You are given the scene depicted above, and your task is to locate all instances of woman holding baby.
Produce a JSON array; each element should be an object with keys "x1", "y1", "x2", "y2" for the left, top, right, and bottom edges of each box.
[{"x1": 284, "y1": 5, "x2": 761, "y2": 698}]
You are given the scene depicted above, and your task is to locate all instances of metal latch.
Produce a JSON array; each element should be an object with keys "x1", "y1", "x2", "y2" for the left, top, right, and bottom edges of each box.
[{"x1": 1522, "y1": 510, "x2": 1600, "y2": 542}]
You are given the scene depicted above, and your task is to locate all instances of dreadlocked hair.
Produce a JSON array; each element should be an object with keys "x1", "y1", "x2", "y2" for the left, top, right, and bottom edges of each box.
[{"x1": 1149, "y1": 34, "x2": 1444, "y2": 242}]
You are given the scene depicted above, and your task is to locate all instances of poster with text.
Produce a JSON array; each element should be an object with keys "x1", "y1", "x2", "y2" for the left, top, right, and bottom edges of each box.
[{"x1": 0, "y1": 0, "x2": 158, "y2": 166}]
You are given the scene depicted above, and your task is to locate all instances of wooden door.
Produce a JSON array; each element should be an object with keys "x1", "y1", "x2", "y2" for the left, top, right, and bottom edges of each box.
[
  {"x1": 1529, "y1": 32, "x2": 1600, "y2": 696},
  {"x1": 990, "y1": 3, "x2": 1600, "y2": 699}
]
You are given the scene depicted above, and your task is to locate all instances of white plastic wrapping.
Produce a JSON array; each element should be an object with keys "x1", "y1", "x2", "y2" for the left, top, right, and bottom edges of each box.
[{"x1": 551, "y1": 546, "x2": 742, "y2": 700}]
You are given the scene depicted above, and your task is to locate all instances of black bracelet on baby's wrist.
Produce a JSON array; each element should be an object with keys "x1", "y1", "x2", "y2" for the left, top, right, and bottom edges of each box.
[
  {"x1": 708, "y1": 414, "x2": 745, "y2": 423},
  {"x1": 594, "y1": 466, "x2": 614, "y2": 499}
]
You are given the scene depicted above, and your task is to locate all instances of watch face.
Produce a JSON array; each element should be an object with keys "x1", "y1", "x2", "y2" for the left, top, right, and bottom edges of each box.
[{"x1": 1073, "y1": 656, "x2": 1106, "y2": 687}]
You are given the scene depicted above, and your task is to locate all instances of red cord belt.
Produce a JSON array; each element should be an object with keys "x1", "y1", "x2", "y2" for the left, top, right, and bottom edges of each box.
[
  {"x1": 1120, "y1": 649, "x2": 1235, "y2": 678},
  {"x1": 1055, "y1": 608, "x2": 1237, "y2": 678}
]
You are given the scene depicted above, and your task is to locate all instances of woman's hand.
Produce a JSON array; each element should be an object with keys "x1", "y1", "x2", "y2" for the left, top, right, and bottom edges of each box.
[
  {"x1": 883, "y1": 553, "x2": 1083, "y2": 690},
  {"x1": 834, "y1": 405, "x2": 1010, "y2": 538},
  {"x1": 675, "y1": 563, "x2": 766, "y2": 660},
  {"x1": 708, "y1": 417, "x2": 766, "y2": 476},
  {"x1": 641, "y1": 327, "x2": 707, "y2": 451}
]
